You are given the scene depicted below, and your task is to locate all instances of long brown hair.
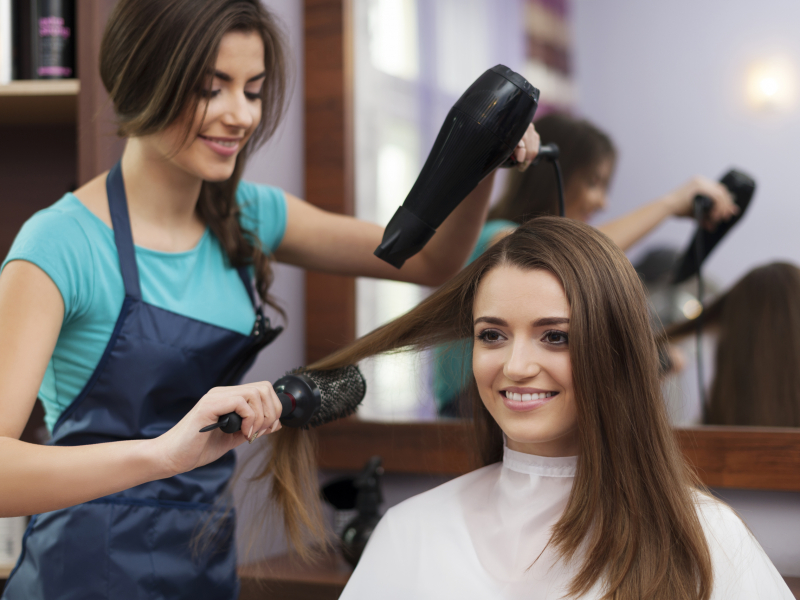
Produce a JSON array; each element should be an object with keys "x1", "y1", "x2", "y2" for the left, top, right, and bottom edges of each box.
[
  {"x1": 101, "y1": 0, "x2": 325, "y2": 556},
  {"x1": 489, "y1": 113, "x2": 616, "y2": 223},
  {"x1": 311, "y1": 217, "x2": 712, "y2": 599},
  {"x1": 100, "y1": 0, "x2": 287, "y2": 310},
  {"x1": 668, "y1": 262, "x2": 800, "y2": 427}
]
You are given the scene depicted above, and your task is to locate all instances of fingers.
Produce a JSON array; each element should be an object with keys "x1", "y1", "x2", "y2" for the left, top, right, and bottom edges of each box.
[
  {"x1": 198, "y1": 382, "x2": 284, "y2": 443},
  {"x1": 515, "y1": 123, "x2": 541, "y2": 172},
  {"x1": 252, "y1": 382, "x2": 283, "y2": 441},
  {"x1": 690, "y1": 177, "x2": 738, "y2": 230}
]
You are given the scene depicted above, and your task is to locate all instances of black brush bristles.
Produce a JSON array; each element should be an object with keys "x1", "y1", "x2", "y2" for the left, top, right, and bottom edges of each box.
[{"x1": 296, "y1": 365, "x2": 366, "y2": 429}]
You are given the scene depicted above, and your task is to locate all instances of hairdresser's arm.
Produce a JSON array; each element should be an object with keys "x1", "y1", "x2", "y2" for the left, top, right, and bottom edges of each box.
[
  {"x1": 597, "y1": 176, "x2": 738, "y2": 252},
  {"x1": 275, "y1": 125, "x2": 540, "y2": 286},
  {"x1": 0, "y1": 262, "x2": 281, "y2": 517}
]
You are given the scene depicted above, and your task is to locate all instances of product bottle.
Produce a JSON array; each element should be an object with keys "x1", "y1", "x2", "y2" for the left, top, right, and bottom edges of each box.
[{"x1": 35, "y1": 0, "x2": 74, "y2": 79}]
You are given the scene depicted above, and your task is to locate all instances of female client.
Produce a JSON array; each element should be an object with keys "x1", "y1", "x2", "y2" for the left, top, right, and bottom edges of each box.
[
  {"x1": 435, "y1": 113, "x2": 738, "y2": 415},
  {"x1": 314, "y1": 218, "x2": 791, "y2": 599},
  {"x1": 0, "y1": 0, "x2": 539, "y2": 597}
]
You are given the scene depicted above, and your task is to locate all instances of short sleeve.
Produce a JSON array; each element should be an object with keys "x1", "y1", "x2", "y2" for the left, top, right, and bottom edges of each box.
[
  {"x1": 236, "y1": 180, "x2": 288, "y2": 254},
  {"x1": 1, "y1": 208, "x2": 94, "y2": 324}
]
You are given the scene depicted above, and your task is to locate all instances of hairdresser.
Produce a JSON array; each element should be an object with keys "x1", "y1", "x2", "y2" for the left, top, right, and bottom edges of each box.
[
  {"x1": 0, "y1": 1, "x2": 539, "y2": 598},
  {"x1": 435, "y1": 113, "x2": 737, "y2": 416}
]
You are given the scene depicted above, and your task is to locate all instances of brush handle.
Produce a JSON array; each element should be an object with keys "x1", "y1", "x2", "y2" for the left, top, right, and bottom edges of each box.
[
  {"x1": 199, "y1": 393, "x2": 295, "y2": 434},
  {"x1": 199, "y1": 373, "x2": 319, "y2": 433}
]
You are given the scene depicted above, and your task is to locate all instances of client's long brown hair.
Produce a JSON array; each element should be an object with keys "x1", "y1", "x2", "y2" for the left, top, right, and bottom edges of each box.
[
  {"x1": 668, "y1": 261, "x2": 800, "y2": 427},
  {"x1": 308, "y1": 217, "x2": 712, "y2": 599}
]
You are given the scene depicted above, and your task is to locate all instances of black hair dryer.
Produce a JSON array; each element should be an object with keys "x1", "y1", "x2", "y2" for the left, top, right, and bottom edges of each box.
[{"x1": 374, "y1": 65, "x2": 540, "y2": 268}]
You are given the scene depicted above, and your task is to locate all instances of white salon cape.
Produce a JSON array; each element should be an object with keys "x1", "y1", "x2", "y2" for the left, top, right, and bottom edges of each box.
[{"x1": 341, "y1": 444, "x2": 793, "y2": 599}]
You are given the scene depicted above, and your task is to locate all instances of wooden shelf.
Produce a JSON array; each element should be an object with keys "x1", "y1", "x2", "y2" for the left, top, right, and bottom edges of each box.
[
  {"x1": 317, "y1": 419, "x2": 800, "y2": 492},
  {"x1": 239, "y1": 550, "x2": 351, "y2": 600},
  {"x1": 0, "y1": 79, "x2": 80, "y2": 125}
]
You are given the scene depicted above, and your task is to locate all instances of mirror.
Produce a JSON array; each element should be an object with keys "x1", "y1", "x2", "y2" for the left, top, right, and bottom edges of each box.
[{"x1": 348, "y1": 0, "x2": 800, "y2": 428}]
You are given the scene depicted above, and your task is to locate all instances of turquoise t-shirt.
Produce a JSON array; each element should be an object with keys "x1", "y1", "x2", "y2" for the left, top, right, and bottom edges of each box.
[
  {"x1": 433, "y1": 219, "x2": 517, "y2": 412},
  {"x1": 2, "y1": 180, "x2": 287, "y2": 432}
]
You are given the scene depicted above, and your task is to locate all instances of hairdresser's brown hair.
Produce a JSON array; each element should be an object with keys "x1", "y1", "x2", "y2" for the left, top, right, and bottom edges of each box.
[
  {"x1": 100, "y1": 0, "x2": 287, "y2": 310},
  {"x1": 100, "y1": 0, "x2": 323, "y2": 557},
  {"x1": 668, "y1": 262, "x2": 800, "y2": 427},
  {"x1": 312, "y1": 217, "x2": 712, "y2": 599},
  {"x1": 489, "y1": 113, "x2": 616, "y2": 223}
]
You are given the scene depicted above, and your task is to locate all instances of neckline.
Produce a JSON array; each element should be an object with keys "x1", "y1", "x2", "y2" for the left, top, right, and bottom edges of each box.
[
  {"x1": 502, "y1": 444, "x2": 578, "y2": 478},
  {"x1": 66, "y1": 192, "x2": 211, "y2": 257}
]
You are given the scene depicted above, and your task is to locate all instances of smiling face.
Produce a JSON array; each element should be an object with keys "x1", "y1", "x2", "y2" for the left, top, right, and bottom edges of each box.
[
  {"x1": 143, "y1": 30, "x2": 266, "y2": 182},
  {"x1": 472, "y1": 264, "x2": 578, "y2": 457},
  {"x1": 564, "y1": 156, "x2": 615, "y2": 222}
]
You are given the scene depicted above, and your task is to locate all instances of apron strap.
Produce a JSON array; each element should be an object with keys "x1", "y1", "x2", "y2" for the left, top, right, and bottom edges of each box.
[
  {"x1": 106, "y1": 161, "x2": 142, "y2": 300},
  {"x1": 237, "y1": 266, "x2": 259, "y2": 309}
]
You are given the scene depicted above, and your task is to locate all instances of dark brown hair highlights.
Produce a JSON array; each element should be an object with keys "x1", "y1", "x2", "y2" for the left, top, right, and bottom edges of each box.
[
  {"x1": 100, "y1": 0, "x2": 288, "y2": 310},
  {"x1": 489, "y1": 113, "x2": 616, "y2": 223},
  {"x1": 669, "y1": 262, "x2": 800, "y2": 427},
  {"x1": 311, "y1": 217, "x2": 712, "y2": 599}
]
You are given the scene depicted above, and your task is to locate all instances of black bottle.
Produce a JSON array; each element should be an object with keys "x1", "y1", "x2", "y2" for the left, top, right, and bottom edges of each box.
[
  {"x1": 34, "y1": 0, "x2": 75, "y2": 79},
  {"x1": 340, "y1": 456, "x2": 384, "y2": 567}
]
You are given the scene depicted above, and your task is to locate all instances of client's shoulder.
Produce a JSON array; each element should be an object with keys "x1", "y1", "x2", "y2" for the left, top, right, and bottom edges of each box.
[{"x1": 383, "y1": 462, "x2": 502, "y2": 524}]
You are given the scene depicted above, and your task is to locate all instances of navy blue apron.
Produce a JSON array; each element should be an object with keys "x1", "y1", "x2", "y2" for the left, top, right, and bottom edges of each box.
[{"x1": 3, "y1": 162, "x2": 282, "y2": 599}]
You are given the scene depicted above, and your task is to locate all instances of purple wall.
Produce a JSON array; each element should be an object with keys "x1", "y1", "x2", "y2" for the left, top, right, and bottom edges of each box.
[{"x1": 573, "y1": 0, "x2": 800, "y2": 576}]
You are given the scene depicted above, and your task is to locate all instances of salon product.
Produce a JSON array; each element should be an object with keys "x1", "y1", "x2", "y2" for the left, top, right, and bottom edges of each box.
[
  {"x1": 200, "y1": 364, "x2": 367, "y2": 432},
  {"x1": 340, "y1": 456, "x2": 384, "y2": 567},
  {"x1": 374, "y1": 64, "x2": 540, "y2": 268},
  {"x1": 33, "y1": 0, "x2": 74, "y2": 79}
]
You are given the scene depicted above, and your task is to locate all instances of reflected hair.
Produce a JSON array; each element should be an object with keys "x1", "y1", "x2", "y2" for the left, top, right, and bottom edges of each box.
[
  {"x1": 489, "y1": 113, "x2": 616, "y2": 223},
  {"x1": 668, "y1": 261, "x2": 800, "y2": 427},
  {"x1": 310, "y1": 217, "x2": 712, "y2": 599}
]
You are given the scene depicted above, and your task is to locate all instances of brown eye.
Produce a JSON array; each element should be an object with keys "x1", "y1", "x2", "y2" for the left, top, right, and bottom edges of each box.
[
  {"x1": 477, "y1": 329, "x2": 503, "y2": 343},
  {"x1": 543, "y1": 330, "x2": 568, "y2": 345}
]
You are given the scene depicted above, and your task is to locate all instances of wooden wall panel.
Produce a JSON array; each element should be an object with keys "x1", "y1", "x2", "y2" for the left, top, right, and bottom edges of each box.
[
  {"x1": 304, "y1": 0, "x2": 356, "y2": 363},
  {"x1": 76, "y1": 0, "x2": 125, "y2": 185}
]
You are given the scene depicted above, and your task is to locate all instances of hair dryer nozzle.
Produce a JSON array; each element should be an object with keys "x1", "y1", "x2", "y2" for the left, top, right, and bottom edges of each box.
[{"x1": 374, "y1": 206, "x2": 437, "y2": 269}]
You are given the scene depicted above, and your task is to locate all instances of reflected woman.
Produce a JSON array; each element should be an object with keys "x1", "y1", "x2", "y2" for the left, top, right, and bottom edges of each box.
[
  {"x1": 314, "y1": 218, "x2": 791, "y2": 599},
  {"x1": 668, "y1": 262, "x2": 800, "y2": 427}
]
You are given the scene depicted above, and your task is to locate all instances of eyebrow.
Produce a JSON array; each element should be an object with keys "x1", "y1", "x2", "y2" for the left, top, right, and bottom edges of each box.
[
  {"x1": 213, "y1": 70, "x2": 267, "y2": 83},
  {"x1": 473, "y1": 316, "x2": 570, "y2": 327}
]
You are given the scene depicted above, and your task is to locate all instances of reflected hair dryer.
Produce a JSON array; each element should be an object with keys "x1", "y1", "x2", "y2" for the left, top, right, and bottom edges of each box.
[{"x1": 374, "y1": 65, "x2": 540, "y2": 268}]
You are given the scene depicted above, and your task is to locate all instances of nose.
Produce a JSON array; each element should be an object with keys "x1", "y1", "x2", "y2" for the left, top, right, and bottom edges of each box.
[
  {"x1": 221, "y1": 91, "x2": 255, "y2": 130},
  {"x1": 503, "y1": 339, "x2": 542, "y2": 382}
]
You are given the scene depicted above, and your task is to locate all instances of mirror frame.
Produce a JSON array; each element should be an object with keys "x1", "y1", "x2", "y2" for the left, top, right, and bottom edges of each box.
[{"x1": 302, "y1": 0, "x2": 800, "y2": 492}]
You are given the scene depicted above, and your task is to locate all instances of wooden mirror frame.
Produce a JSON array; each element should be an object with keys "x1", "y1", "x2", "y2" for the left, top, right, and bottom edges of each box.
[{"x1": 302, "y1": 0, "x2": 800, "y2": 493}]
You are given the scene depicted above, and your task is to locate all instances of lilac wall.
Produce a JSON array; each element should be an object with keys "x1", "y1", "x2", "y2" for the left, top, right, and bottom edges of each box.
[
  {"x1": 573, "y1": 0, "x2": 800, "y2": 577},
  {"x1": 573, "y1": 0, "x2": 800, "y2": 284}
]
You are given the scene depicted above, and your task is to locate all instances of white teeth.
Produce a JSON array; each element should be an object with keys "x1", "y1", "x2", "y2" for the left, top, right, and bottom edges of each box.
[
  {"x1": 204, "y1": 137, "x2": 238, "y2": 147},
  {"x1": 505, "y1": 391, "x2": 556, "y2": 401}
]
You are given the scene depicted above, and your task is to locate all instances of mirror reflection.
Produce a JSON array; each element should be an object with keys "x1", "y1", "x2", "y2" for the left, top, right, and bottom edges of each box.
[{"x1": 353, "y1": 0, "x2": 800, "y2": 427}]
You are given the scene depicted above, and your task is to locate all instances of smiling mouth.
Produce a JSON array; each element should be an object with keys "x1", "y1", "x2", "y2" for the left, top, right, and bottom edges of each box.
[
  {"x1": 199, "y1": 135, "x2": 241, "y2": 148},
  {"x1": 502, "y1": 391, "x2": 558, "y2": 401}
]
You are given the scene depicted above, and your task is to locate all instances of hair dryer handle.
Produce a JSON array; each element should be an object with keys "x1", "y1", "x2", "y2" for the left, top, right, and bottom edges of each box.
[{"x1": 501, "y1": 143, "x2": 559, "y2": 168}]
